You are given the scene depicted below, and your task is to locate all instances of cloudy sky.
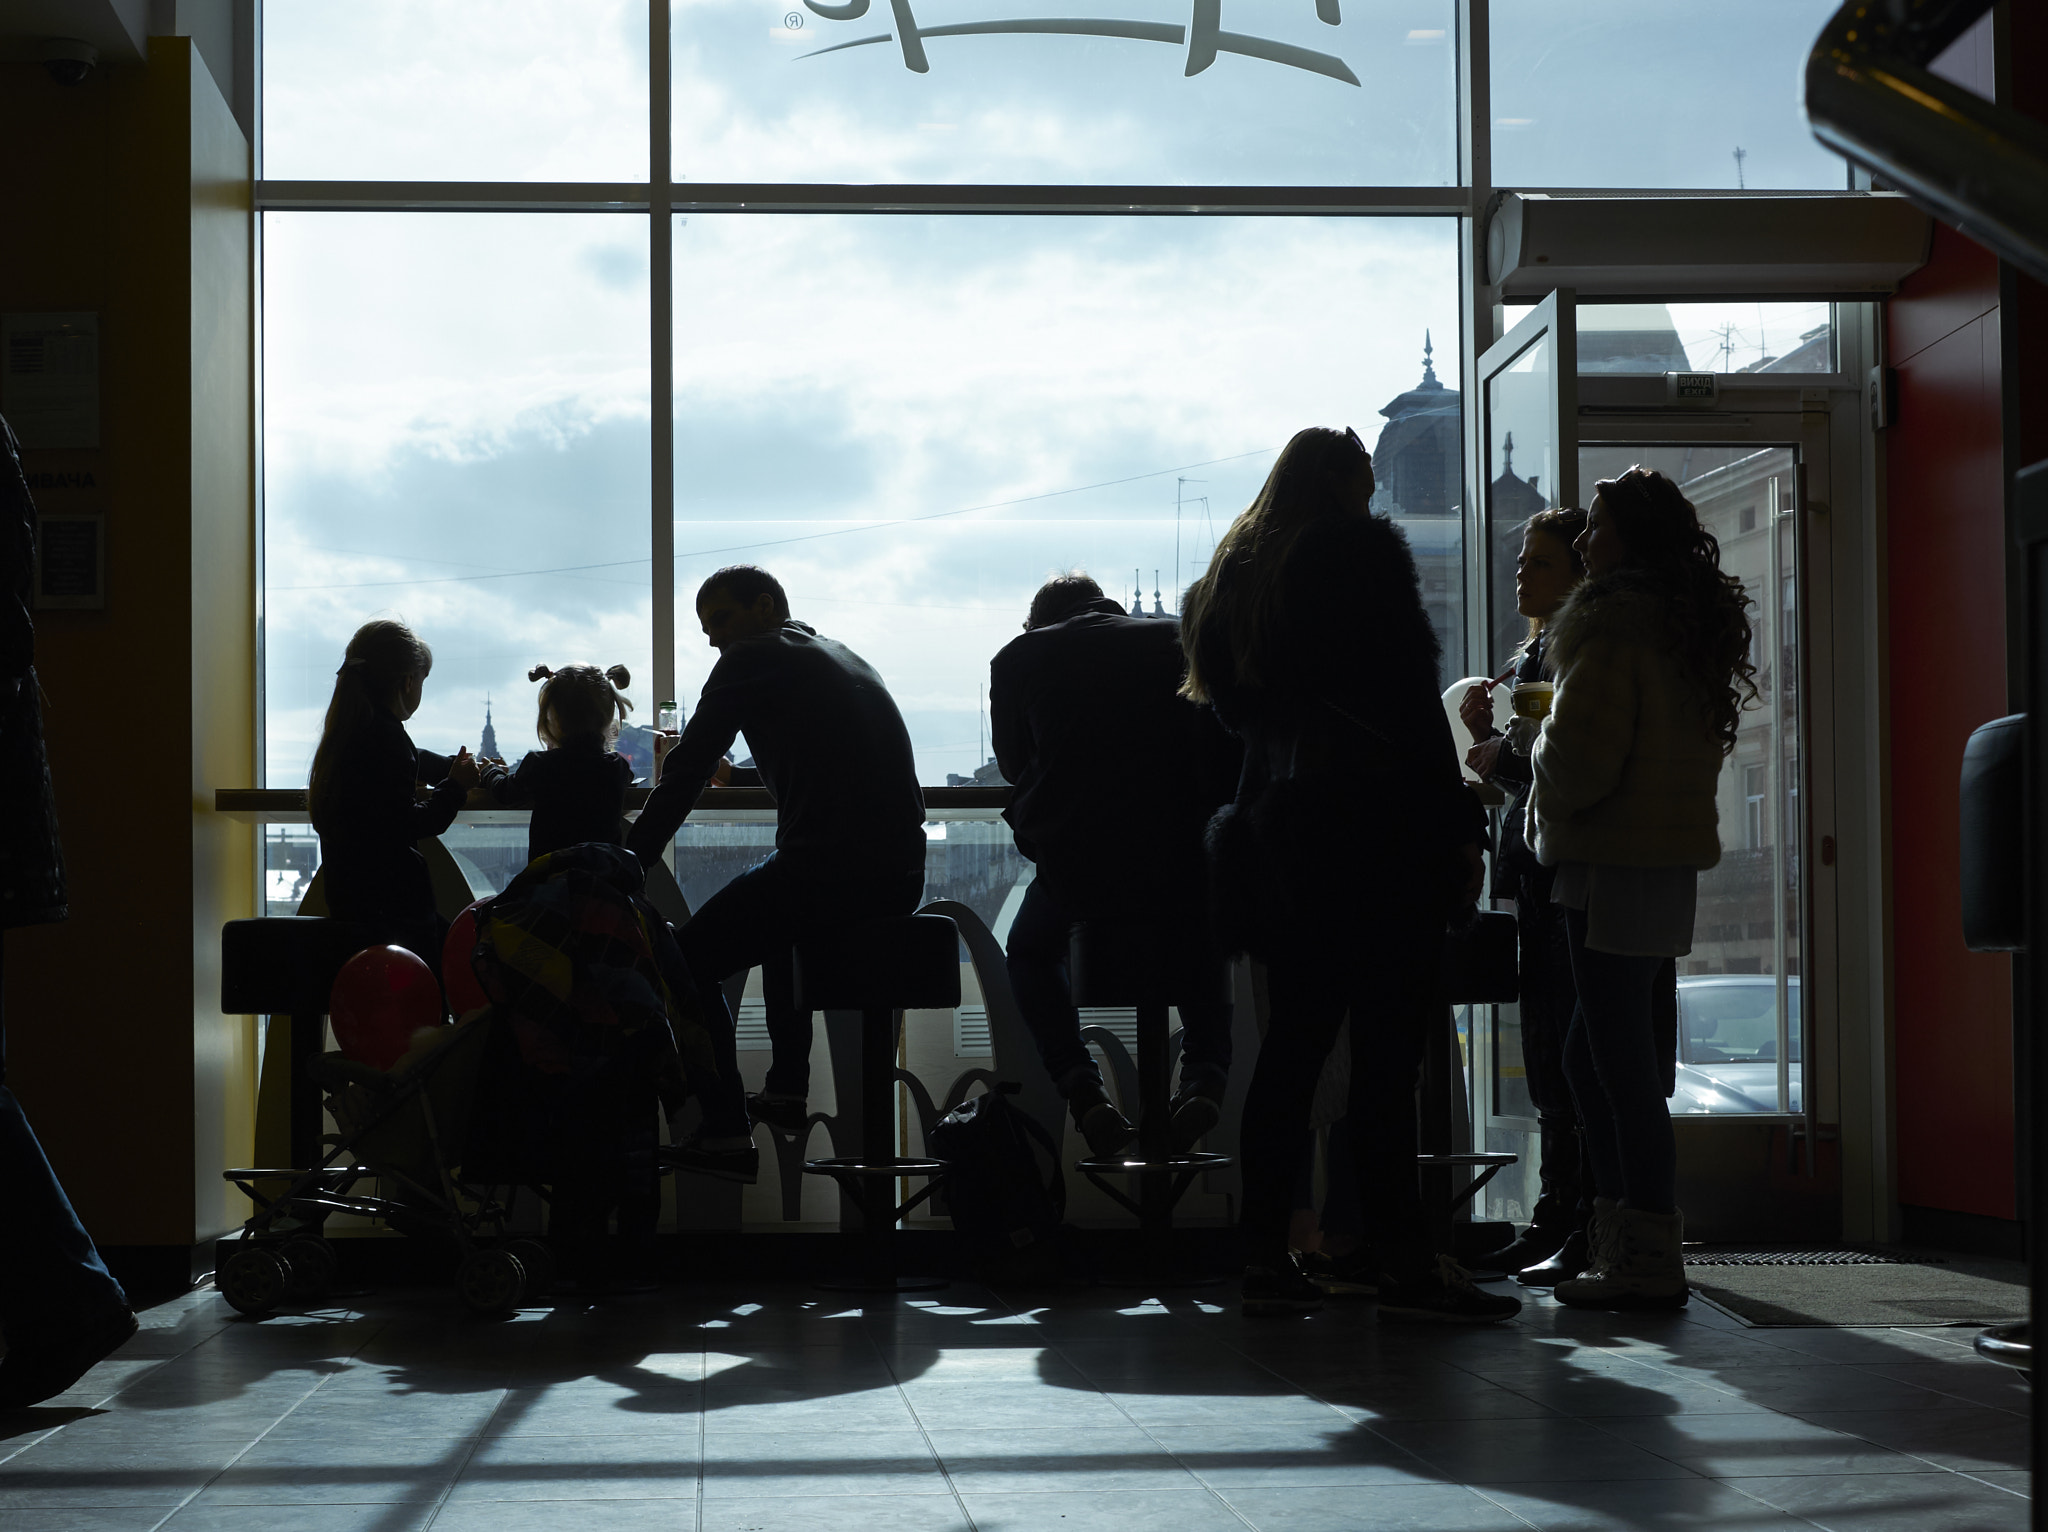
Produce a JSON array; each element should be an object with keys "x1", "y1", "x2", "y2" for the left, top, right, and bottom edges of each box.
[{"x1": 259, "y1": 0, "x2": 1845, "y2": 785}]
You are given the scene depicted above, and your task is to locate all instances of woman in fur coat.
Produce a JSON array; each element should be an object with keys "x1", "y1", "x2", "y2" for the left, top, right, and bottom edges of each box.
[
  {"x1": 1529, "y1": 467, "x2": 1756, "y2": 1310},
  {"x1": 1182, "y1": 426, "x2": 1515, "y2": 1323}
]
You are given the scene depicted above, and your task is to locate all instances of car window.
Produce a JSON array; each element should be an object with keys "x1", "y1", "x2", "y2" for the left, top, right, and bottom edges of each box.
[{"x1": 1678, "y1": 979, "x2": 1800, "y2": 1064}]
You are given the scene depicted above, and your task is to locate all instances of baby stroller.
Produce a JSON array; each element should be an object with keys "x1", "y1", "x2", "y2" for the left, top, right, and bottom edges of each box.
[
  {"x1": 218, "y1": 1008, "x2": 560, "y2": 1316},
  {"x1": 218, "y1": 844, "x2": 707, "y2": 1316}
]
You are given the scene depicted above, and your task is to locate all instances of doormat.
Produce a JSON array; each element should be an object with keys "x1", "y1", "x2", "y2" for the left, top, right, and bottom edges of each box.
[{"x1": 1683, "y1": 1248, "x2": 2025, "y2": 1327}]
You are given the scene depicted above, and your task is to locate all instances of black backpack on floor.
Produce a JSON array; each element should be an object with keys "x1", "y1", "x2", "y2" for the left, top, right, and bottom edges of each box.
[{"x1": 930, "y1": 1083, "x2": 1066, "y2": 1281}]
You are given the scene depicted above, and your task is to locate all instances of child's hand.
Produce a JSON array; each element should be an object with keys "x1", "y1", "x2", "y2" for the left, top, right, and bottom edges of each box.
[
  {"x1": 711, "y1": 755, "x2": 734, "y2": 787},
  {"x1": 448, "y1": 747, "x2": 481, "y2": 790}
]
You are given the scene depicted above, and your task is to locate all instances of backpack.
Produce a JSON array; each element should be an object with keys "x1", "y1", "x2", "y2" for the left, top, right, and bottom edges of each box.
[{"x1": 930, "y1": 1083, "x2": 1066, "y2": 1282}]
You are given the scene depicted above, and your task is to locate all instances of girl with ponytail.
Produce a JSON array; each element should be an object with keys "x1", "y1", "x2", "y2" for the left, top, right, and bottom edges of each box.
[
  {"x1": 308, "y1": 618, "x2": 480, "y2": 970},
  {"x1": 479, "y1": 662, "x2": 638, "y2": 865}
]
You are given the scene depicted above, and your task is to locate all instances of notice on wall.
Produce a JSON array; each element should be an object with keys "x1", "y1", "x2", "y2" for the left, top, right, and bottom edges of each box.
[
  {"x1": 34, "y1": 513, "x2": 105, "y2": 610},
  {"x1": 3, "y1": 312, "x2": 100, "y2": 449}
]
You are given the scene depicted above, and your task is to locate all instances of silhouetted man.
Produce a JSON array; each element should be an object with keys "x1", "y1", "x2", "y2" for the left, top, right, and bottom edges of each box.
[
  {"x1": 991, "y1": 573, "x2": 1241, "y2": 1154},
  {"x1": 628, "y1": 565, "x2": 925, "y2": 1182}
]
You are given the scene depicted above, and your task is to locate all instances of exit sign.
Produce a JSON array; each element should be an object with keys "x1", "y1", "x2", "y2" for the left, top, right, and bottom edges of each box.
[{"x1": 1666, "y1": 372, "x2": 1719, "y2": 405}]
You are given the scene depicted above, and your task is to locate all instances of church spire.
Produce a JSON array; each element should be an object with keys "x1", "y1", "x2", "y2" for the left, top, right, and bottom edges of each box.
[
  {"x1": 480, "y1": 694, "x2": 498, "y2": 760},
  {"x1": 1421, "y1": 329, "x2": 1438, "y2": 387}
]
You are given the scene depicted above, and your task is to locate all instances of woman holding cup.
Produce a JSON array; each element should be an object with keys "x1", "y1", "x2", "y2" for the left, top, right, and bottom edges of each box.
[
  {"x1": 1458, "y1": 508, "x2": 1591, "y2": 1284},
  {"x1": 1529, "y1": 468, "x2": 1756, "y2": 1310}
]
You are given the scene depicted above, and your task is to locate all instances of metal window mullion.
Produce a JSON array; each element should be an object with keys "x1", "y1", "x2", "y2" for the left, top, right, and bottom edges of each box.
[
  {"x1": 1769, "y1": 473, "x2": 1792, "y2": 1117},
  {"x1": 651, "y1": 0, "x2": 675, "y2": 717}
]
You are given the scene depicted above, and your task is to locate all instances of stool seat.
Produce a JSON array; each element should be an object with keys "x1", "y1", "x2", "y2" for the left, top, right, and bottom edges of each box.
[
  {"x1": 805, "y1": 1156, "x2": 946, "y2": 1179},
  {"x1": 793, "y1": 915, "x2": 962, "y2": 1012},
  {"x1": 1069, "y1": 919, "x2": 1230, "y2": 1009},
  {"x1": 1415, "y1": 1152, "x2": 1519, "y2": 1168},
  {"x1": 1077, "y1": 1150, "x2": 1230, "y2": 1175}
]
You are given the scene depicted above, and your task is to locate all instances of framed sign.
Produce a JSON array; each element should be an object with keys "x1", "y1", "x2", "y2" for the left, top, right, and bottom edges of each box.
[
  {"x1": 33, "y1": 512, "x2": 105, "y2": 610},
  {"x1": 3, "y1": 312, "x2": 100, "y2": 450}
]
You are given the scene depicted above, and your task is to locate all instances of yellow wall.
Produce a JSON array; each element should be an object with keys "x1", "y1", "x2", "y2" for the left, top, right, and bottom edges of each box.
[{"x1": 0, "y1": 38, "x2": 256, "y2": 1253}]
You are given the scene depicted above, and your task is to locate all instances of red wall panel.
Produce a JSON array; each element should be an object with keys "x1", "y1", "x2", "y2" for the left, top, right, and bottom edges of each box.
[{"x1": 1886, "y1": 269, "x2": 2014, "y2": 1217}]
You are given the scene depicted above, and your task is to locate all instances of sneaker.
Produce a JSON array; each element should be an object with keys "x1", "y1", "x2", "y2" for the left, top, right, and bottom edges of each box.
[
  {"x1": 745, "y1": 1092, "x2": 809, "y2": 1135},
  {"x1": 1377, "y1": 1255, "x2": 1523, "y2": 1324},
  {"x1": 1167, "y1": 1087, "x2": 1222, "y2": 1152},
  {"x1": 0, "y1": 1306, "x2": 138, "y2": 1410},
  {"x1": 1241, "y1": 1257, "x2": 1325, "y2": 1317},
  {"x1": 1074, "y1": 1097, "x2": 1136, "y2": 1159},
  {"x1": 1556, "y1": 1206, "x2": 1688, "y2": 1311},
  {"x1": 1301, "y1": 1247, "x2": 1378, "y2": 1298},
  {"x1": 1471, "y1": 1221, "x2": 1570, "y2": 1279},
  {"x1": 658, "y1": 1135, "x2": 760, "y2": 1184}
]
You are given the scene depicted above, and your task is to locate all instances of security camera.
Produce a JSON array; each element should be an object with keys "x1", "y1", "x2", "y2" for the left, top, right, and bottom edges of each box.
[{"x1": 42, "y1": 38, "x2": 98, "y2": 87}]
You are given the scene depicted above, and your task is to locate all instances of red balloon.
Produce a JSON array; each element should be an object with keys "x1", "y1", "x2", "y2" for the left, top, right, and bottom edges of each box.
[
  {"x1": 331, "y1": 946, "x2": 444, "y2": 1071},
  {"x1": 443, "y1": 900, "x2": 491, "y2": 1017}
]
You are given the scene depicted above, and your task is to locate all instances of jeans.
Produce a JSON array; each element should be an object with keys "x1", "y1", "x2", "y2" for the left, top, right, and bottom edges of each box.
[
  {"x1": 1515, "y1": 882, "x2": 1591, "y2": 1227},
  {"x1": 1560, "y1": 906, "x2": 1678, "y2": 1213},
  {"x1": 1003, "y1": 874, "x2": 1232, "y2": 1099},
  {"x1": 0, "y1": 1086, "x2": 128, "y2": 1337},
  {"x1": 1238, "y1": 918, "x2": 1439, "y2": 1277},
  {"x1": 675, "y1": 853, "x2": 925, "y2": 1136}
]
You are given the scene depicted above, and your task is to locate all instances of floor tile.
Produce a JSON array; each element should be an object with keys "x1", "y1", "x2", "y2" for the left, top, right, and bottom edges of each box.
[
  {"x1": 191, "y1": 1435, "x2": 474, "y2": 1506},
  {"x1": 1600, "y1": 1411, "x2": 1934, "y2": 1478},
  {"x1": 1735, "y1": 1470, "x2": 2030, "y2": 1530},
  {"x1": 1150, "y1": 1423, "x2": 1442, "y2": 1489},
  {"x1": 956, "y1": 1485, "x2": 1246, "y2": 1531},
  {"x1": 1367, "y1": 1416, "x2": 1702, "y2": 1484},
  {"x1": 1971, "y1": 1469, "x2": 2032, "y2": 1499},
  {"x1": 701, "y1": 1430, "x2": 943, "y2": 1497},
  {"x1": 447, "y1": 1433, "x2": 699, "y2": 1502},
  {"x1": 700, "y1": 1492, "x2": 969, "y2": 1531},
  {"x1": 1214, "y1": 1482, "x2": 1535, "y2": 1531},
  {"x1": 161, "y1": 1505, "x2": 438, "y2": 1531},
  {"x1": 0, "y1": 1435, "x2": 246, "y2": 1509},
  {"x1": 1477, "y1": 1476, "x2": 1817, "y2": 1529},
  {"x1": 1100, "y1": 1389, "x2": 1348, "y2": 1429},
  {"x1": 701, "y1": 1384, "x2": 919, "y2": 1434},
  {"x1": 927, "y1": 1427, "x2": 1196, "y2": 1492},
  {"x1": 895, "y1": 1384, "x2": 1132, "y2": 1431},
  {"x1": 429, "y1": 1500, "x2": 699, "y2": 1531},
  {"x1": 0, "y1": 1510, "x2": 170, "y2": 1531},
  {"x1": 485, "y1": 1383, "x2": 699, "y2": 1437},
  {"x1": 1797, "y1": 1406, "x2": 2030, "y2": 1473}
]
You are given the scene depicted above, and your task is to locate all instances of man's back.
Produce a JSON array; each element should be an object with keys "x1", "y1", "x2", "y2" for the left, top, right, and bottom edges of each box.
[
  {"x1": 992, "y1": 599, "x2": 1240, "y2": 877},
  {"x1": 628, "y1": 621, "x2": 926, "y2": 871}
]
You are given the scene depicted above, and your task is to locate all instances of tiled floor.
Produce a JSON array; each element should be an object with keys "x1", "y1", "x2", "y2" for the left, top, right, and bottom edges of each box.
[{"x1": 0, "y1": 1274, "x2": 2030, "y2": 1530}]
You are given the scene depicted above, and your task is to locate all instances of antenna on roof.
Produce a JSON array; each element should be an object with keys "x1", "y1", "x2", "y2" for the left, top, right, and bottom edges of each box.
[{"x1": 1733, "y1": 145, "x2": 1748, "y2": 190}]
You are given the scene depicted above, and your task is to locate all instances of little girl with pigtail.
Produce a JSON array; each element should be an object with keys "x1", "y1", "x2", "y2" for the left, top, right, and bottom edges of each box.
[{"x1": 480, "y1": 663, "x2": 637, "y2": 866}]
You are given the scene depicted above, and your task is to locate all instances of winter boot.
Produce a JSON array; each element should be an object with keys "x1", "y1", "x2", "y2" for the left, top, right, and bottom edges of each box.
[{"x1": 1556, "y1": 1205, "x2": 1687, "y2": 1311}]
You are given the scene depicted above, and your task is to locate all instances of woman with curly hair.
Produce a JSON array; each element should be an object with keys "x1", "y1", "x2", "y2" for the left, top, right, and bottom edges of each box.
[
  {"x1": 1529, "y1": 466, "x2": 1757, "y2": 1310},
  {"x1": 1183, "y1": 426, "x2": 1516, "y2": 1323}
]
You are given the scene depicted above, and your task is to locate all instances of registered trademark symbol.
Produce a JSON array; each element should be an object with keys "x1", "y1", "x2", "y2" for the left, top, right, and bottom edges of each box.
[{"x1": 784, "y1": 11, "x2": 804, "y2": 27}]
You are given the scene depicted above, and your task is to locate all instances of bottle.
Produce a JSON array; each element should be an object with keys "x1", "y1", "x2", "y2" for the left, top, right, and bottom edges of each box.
[{"x1": 656, "y1": 700, "x2": 679, "y2": 733}]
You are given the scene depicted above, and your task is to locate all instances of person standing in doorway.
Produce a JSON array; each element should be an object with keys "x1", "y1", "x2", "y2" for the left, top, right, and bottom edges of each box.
[{"x1": 1529, "y1": 467, "x2": 1756, "y2": 1310}]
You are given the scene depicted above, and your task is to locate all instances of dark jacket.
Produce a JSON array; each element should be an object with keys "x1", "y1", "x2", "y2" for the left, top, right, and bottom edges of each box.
[
  {"x1": 1483, "y1": 633, "x2": 1546, "y2": 899},
  {"x1": 991, "y1": 598, "x2": 1240, "y2": 886},
  {"x1": 0, "y1": 415, "x2": 64, "y2": 930},
  {"x1": 314, "y1": 711, "x2": 465, "y2": 939},
  {"x1": 627, "y1": 620, "x2": 926, "y2": 874},
  {"x1": 1189, "y1": 512, "x2": 1484, "y2": 955},
  {"x1": 481, "y1": 736, "x2": 634, "y2": 865}
]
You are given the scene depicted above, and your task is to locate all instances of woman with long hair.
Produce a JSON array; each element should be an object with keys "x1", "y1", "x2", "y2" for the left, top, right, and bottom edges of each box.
[
  {"x1": 308, "y1": 619, "x2": 479, "y2": 972},
  {"x1": 1459, "y1": 508, "x2": 1595, "y2": 1282},
  {"x1": 1183, "y1": 426, "x2": 1517, "y2": 1322},
  {"x1": 1529, "y1": 467, "x2": 1757, "y2": 1309}
]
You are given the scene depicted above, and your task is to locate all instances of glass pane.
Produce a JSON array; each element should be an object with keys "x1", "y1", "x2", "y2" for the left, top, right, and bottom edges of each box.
[
  {"x1": 1491, "y1": 0, "x2": 1848, "y2": 190},
  {"x1": 1580, "y1": 443, "x2": 1802, "y2": 1114},
  {"x1": 263, "y1": 213, "x2": 652, "y2": 792},
  {"x1": 1484, "y1": 333, "x2": 1555, "y2": 672},
  {"x1": 673, "y1": 2, "x2": 1456, "y2": 186},
  {"x1": 1512, "y1": 302, "x2": 1836, "y2": 375},
  {"x1": 671, "y1": 214, "x2": 1462, "y2": 785},
  {"x1": 263, "y1": 0, "x2": 650, "y2": 180}
]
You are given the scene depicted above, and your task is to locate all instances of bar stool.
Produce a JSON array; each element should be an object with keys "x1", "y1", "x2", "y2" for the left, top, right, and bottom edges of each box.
[
  {"x1": 220, "y1": 916, "x2": 380, "y2": 1171},
  {"x1": 1069, "y1": 919, "x2": 1234, "y2": 1284},
  {"x1": 797, "y1": 914, "x2": 960, "y2": 1292}
]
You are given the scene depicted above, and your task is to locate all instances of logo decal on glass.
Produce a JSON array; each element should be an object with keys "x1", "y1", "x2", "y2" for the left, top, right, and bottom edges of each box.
[{"x1": 796, "y1": 1, "x2": 1360, "y2": 84}]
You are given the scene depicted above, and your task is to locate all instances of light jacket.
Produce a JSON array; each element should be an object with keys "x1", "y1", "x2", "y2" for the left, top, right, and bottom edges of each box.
[{"x1": 1528, "y1": 572, "x2": 1726, "y2": 870}]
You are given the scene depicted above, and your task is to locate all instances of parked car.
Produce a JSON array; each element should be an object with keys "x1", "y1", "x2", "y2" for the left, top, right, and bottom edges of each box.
[{"x1": 1669, "y1": 974, "x2": 1801, "y2": 1114}]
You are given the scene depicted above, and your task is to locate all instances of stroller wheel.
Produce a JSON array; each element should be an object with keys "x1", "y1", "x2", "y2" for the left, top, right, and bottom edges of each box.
[
  {"x1": 458, "y1": 1249, "x2": 528, "y2": 1315},
  {"x1": 502, "y1": 1239, "x2": 556, "y2": 1296},
  {"x1": 280, "y1": 1236, "x2": 339, "y2": 1298},
  {"x1": 219, "y1": 1247, "x2": 290, "y2": 1317}
]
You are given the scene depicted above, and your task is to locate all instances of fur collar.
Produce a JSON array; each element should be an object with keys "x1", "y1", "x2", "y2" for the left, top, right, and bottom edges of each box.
[{"x1": 1543, "y1": 569, "x2": 1673, "y2": 678}]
